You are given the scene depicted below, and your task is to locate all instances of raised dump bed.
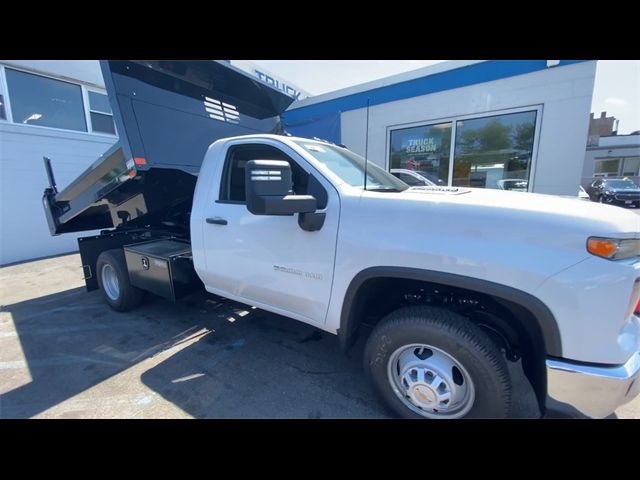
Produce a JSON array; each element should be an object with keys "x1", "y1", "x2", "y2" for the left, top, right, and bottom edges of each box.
[{"x1": 43, "y1": 60, "x2": 295, "y2": 238}]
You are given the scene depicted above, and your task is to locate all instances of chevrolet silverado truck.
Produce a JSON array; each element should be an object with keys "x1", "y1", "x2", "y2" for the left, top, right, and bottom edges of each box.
[{"x1": 43, "y1": 60, "x2": 640, "y2": 419}]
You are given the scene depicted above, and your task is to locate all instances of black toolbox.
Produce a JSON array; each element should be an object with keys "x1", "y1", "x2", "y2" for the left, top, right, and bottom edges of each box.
[{"x1": 124, "y1": 239, "x2": 203, "y2": 301}]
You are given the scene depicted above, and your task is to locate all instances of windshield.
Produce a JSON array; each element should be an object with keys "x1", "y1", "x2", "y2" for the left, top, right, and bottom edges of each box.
[
  {"x1": 294, "y1": 140, "x2": 408, "y2": 192},
  {"x1": 604, "y1": 180, "x2": 639, "y2": 189}
]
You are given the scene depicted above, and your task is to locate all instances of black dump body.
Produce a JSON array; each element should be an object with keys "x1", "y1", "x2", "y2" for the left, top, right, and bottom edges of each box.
[{"x1": 43, "y1": 60, "x2": 295, "y2": 239}]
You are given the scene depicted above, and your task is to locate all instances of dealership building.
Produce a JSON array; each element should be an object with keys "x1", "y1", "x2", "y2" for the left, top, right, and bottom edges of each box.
[
  {"x1": 582, "y1": 112, "x2": 639, "y2": 184},
  {"x1": 282, "y1": 60, "x2": 598, "y2": 196},
  {"x1": 0, "y1": 60, "x2": 599, "y2": 265}
]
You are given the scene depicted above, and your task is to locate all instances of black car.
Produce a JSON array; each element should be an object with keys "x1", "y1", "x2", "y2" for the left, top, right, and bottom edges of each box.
[{"x1": 586, "y1": 178, "x2": 640, "y2": 208}]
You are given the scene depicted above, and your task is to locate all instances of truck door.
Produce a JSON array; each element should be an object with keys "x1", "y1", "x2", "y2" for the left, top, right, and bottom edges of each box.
[{"x1": 199, "y1": 141, "x2": 339, "y2": 326}]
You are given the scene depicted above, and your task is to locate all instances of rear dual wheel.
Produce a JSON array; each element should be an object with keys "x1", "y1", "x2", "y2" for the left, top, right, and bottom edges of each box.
[
  {"x1": 96, "y1": 249, "x2": 144, "y2": 312},
  {"x1": 364, "y1": 306, "x2": 512, "y2": 419}
]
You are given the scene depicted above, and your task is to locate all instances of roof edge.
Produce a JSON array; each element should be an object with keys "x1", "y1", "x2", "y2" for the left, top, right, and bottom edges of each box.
[{"x1": 289, "y1": 60, "x2": 484, "y2": 109}]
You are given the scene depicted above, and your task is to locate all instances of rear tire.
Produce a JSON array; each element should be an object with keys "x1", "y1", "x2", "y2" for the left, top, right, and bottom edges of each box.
[
  {"x1": 96, "y1": 249, "x2": 144, "y2": 312},
  {"x1": 364, "y1": 306, "x2": 512, "y2": 419}
]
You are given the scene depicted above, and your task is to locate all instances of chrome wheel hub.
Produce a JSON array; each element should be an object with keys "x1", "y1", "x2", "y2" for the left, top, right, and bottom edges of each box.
[
  {"x1": 388, "y1": 344, "x2": 475, "y2": 418},
  {"x1": 101, "y1": 264, "x2": 120, "y2": 301}
]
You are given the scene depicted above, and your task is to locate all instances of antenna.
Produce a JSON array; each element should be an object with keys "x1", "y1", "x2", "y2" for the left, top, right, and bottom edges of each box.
[{"x1": 364, "y1": 98, "x2": 370, "y2": 191}]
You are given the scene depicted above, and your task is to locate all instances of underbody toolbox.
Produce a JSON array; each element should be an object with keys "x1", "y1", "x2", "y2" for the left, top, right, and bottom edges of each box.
[{"x1": 124, "y1": 239, "x2": 202, "y2": 301}]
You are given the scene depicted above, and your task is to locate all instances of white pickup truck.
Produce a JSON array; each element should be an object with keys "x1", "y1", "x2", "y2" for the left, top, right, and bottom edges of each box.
[{"x1": 43, "y1": 61, "x2": 640, "y2": 419}]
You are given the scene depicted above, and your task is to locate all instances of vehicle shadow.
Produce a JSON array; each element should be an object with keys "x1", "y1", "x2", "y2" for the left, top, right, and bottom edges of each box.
[
  {"x1": 139, "y1": 294, "x2": 540, "y2": 418},
  {"x1": 0, "y1": 286, "x2": 242, "y2": 418},
  {"x1": 2, "y1": 283, "x2": 539, "y2": 419},
  {"x1": 138, "y1": 294, "x2": 385, "y2": 418},
  {"x1": 0, "y1": 284, "x2": 385, "y2": 418}
]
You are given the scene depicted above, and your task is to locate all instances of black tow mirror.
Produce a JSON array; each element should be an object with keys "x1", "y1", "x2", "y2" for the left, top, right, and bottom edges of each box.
[{"x1": 245, "y1": 160, "x2": 317, "y2": 216}]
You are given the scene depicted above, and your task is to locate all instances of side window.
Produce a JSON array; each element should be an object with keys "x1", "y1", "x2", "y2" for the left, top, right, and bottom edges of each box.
[
  {"x1": 219, "y1": 144, "x2": 313, "y2": 203},
  {"x1": 5, "y1": 68, "x2": 87, "y2": 132},
  {"x1": 88, "y1": 91, "x2": 116, "y2": 134}
]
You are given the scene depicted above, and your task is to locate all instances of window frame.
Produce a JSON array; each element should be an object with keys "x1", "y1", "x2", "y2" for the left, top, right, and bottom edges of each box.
[
  {"x1": 217, "y1": 141, "x2": 327, "y2": 206},
  {"x1": 386, "y1": 105, "x2": 543, "y2": 192},
  {"x1": 84, "y1": 87, "x2": 117, "y2": 136},
  {"x1": 622, "y1": 157, "x2": 640, "y2": 177},
  {"x1": 0, "y1": 64, "x2": 11, "y2": 122},
  {"x1": 0, "y1": 63, "x2": 117, "y2": 137},
  {"x1": 4, "y1": 65, "x2": 89, "y2": 133},
  {"x1": 593, "y1": 157, "x2": 621, "y2": 177},
  {"x1": 218, "y1": 144, "x2": 252, "y2": 205},
  {"x1": 218, "y1": 143, "x2": 305, "y2": 205}
]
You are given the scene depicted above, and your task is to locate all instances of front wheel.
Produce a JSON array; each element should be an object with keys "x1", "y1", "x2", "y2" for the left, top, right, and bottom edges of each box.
[{"x1": 364, "y1": 306, "x2": 512, "y2": 419}]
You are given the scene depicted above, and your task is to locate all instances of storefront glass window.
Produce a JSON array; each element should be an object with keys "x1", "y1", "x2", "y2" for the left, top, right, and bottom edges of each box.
[
  {"x1": 5, "y1": 68, "x2": 87, "y2": 132},
  {"x1": 594, "y1": 158, "x2": 620, "y2": 177},
  {"x1": 622, "y1": 157, "x2": 640, "y2": 177},
  {"x1": 389, "y1": 122, "x2": 452, "y2": 185},
  {"x1": 452, "y1": 111, "x2": 537, "y2": 191}
]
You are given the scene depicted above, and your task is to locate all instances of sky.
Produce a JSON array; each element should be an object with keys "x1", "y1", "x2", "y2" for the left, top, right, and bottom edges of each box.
[
  {"x1": 251, "y1": 60, "x2": 640, "y2": 134},
  {"x1": 590, "y1": 60, "x2": 640, "y2": 134}
]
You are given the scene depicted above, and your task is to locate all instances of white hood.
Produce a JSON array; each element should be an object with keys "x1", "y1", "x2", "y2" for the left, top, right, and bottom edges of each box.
[{"x1": 398, "y1": 187, "x2": 640, "y2": 238}]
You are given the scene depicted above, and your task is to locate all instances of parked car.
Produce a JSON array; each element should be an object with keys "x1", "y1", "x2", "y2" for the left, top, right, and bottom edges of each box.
[
  {"x1": 497, "y1": 179, "x2": 528, "y2": 191},
  {"x1": 586, "y1": 178, "x2": 640, "y2": 208},
  {"x1": 390, "y1": 169, "x2": 437, "y2": 187},
  {"x1": 419, "y1": 171, "x2": 446, "y2": 186}
]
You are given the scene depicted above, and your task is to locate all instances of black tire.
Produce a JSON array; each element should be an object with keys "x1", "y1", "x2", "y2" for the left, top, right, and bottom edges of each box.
[
  {"x1": 364, "y1": 306, "x2": 512, "y2": 419},
  {"x1": 598, "y1": 196, "x2": 604, "y2": 203},
  {"x1": 96, "y1": 249, "x2": 144, "y2": 312}
]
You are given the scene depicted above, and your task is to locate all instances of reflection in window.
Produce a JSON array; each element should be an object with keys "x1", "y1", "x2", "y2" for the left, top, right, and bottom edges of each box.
[
  {"x1": 389, "y1": 123, "x2": 451, "y2": 186},
  {"x1": 594, "y1": 158, "x2": 620, "y2": 177},
  {"x1": 5, "y1": 68, "x2": 87, "y2": 132},
  {"x1": 452, "y1": 111, "x2": 537, "y2": 191},
  {"x1": 88, "y1": 91, "x2": 116, "y2": 134},
  {"x1": 622, "y1": 157, "x2": 640, "y2": 177},
  {"x1": 297, "y1": 142, "x2": 407, "y2": 191},
  {"x1": 0, "y1": 94, "x2": 6, "y2": 120},
  {"x1": 399, "y1": 173, "x2": 425, "y2": 186}
]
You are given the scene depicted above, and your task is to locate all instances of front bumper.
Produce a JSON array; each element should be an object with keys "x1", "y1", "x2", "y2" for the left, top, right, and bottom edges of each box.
[
  {"x1": 602, "y1": 196, "x2": 640, "y2": 208},
  {"x1": 546, "y1": 352, "x2": 640, "y2": 418}
]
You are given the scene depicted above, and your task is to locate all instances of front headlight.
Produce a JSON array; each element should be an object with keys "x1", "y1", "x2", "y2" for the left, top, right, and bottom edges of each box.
[{"x1": 587, "y1": 237, "x2": 640, "y2": 260}]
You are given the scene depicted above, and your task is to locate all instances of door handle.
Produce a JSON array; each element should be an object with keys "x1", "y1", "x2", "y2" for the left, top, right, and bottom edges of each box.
[{"x1": 206, "y1": 217, "x2": 228, "y2": 225}]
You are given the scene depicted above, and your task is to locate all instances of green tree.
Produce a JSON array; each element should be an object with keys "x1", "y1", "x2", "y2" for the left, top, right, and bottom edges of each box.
[
  {"x1": 477, "y1": 120, "x2": 511, "y2": 152},
  {"x1": 513, "y1": 122, "x2": 535, "y2": 153},
  {"x1": 457, "y1": 128, "x2": 480, "y2": 154}
]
